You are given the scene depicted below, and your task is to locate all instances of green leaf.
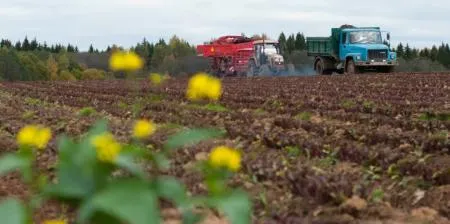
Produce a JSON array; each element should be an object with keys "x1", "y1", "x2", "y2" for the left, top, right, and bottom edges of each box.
[
  {"x1": 154, "y1": 176, "x2": 187, "y2": 205},
  {"x1": 115, "y1": 153, "x2": 146, "y2": 179},
  {"x1": 211, "y1": 190, "x2": 252, "y2": 224},
  {"x1": 164, "y1": 128, "x2": 225, "y2": 151},
  {"x1": 45, "y1": 122, "x2": 113, "y2": 201},
  {"x1": 0, "y1": 198, "x2": 26, "y2": 224},
  {"x1": 0, "y1": 153, "x2": 29, "y2": 177},
  {"x1": 77, "y1": 179, "x2": 161, "y2": 224},
  {"x1": 182, "y1": 210, "x2": 204, "y2": 224},
  {"x1": 151, "y1": 153, "x2": 170, "y2": 170}
]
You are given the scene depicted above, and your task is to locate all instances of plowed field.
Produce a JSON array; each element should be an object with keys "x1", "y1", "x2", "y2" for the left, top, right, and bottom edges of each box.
[{"x1": 1, "y1": 73, "x2": 449, "y2": 223}]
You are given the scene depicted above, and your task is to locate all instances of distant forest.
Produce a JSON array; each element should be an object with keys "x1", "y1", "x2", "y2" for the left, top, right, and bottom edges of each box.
[{"x1": 0, "y1": 33, "x2": 449, "y2": 81}]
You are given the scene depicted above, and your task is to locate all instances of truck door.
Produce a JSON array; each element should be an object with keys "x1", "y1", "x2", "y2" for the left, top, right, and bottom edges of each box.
[{"x1": 339, "y1": 32, "x2": 350, "y2": 60}]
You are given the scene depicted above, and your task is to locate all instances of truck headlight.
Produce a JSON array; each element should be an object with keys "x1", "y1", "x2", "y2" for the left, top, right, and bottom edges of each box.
[
  {"x1": 356, "y1": 55, "x2": 361, "y2": 60},
  {"x1": 390, "y1": 53, "x2": 396, "y2": 60}
]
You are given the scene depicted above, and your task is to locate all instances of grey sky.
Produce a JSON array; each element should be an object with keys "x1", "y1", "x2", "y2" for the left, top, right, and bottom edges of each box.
[{"x1": 1, "y1": 0, "x2": 449, "y2": 51}]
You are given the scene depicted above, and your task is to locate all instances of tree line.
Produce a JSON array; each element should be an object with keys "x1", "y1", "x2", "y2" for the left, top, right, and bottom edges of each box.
[
  {"x1": 1, "y1": 33, "x2": 449, "y2": 81},
  {"x1": 394, "y1": 42, "x2": 450, "y2": 68},
  {"x1": 0, "y1": 36, "x2": 79, "y2": 53},
  {"x1": 0, "y1": 37, "x2": 107, "y2": 81}
]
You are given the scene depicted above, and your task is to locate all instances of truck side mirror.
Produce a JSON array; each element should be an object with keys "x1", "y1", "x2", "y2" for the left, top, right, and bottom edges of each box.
[{"x1": 387, "y1": 33, "x2": 390, "y2": 41}]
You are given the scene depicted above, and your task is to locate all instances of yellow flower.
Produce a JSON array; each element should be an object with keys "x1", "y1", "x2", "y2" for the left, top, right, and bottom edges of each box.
[
  {"x1": 43, "y1": 219, "x2": 66, "y2": 224},
  {"x1": 16, "y1": 125, "x2": 52, "y2": 150},
  {"x1": 34, "y1": 127, "x2": 51, "y2": 149},
  {"x1": 109, "y1": 50, "x2": 143, "y2": 72},
  {"x1": 91, "y1": 132, "x2": 115, "y2": 149},
  {"x1": 17, "y1": 125, "x2": 38, "y2": 147},
  {"x1": 209, "y1": 146, "x2": 241, "y2": 172},
  {"x1": 91, "y1": 132, "x2": 121, "y2": 163},
  {"x1": 96, "y1": 141, "x2": 121, "y2": 163},
  {"x1": 133, "y1": 119, "x2": 156, "y2": 139},
  {"x1": 186, "y1": 73, "x2": 222, "y2": 101},
  {"x1": 149, "y1": 73, "x2": 163, "y2": 85}
]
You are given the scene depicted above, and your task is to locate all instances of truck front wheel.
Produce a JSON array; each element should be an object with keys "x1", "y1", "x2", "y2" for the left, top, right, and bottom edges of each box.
[{"x1": 345, "y1": 60, "x2": 359, "y2": 75}]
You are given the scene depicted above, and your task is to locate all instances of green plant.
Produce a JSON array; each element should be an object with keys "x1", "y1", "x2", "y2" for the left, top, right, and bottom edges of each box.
[
  {"x1": 341, "y1": 99, "x2": 356, "y2": 109},
  {"x1": 147, "y1": 94, "x2": 166, "y2": 103},
  {"x1": 363, "y1": 165, "x2": 383, "y2": 181},
  {"x1": 188, "y1": 103, "x2": 229, "y2": 112},
  {"x1": 295, "y1": 112, "x2": 312, "y2": 121},
  {"x1": 318, "y1": 145, "x2": 339, "y2": 167},
  {"x1": 370, "y1": 188, "x2": 384, "y2": 203},
  {"x1": 284, "y1": 146, "x2": 301, "y2": 157},
  {"x1": 362, "y1": 100, "x2": 375, "y2": 112},
  {"x1": 387, "y1": 164, "x2": 401, "y2": 180},
  {"x1": 21, "y1": 111, "x2": 36, "y2": 120},
  {"x1": 418, "y1": 111, "x2": 450, "y2": 121},
  {"x1": 0, "y1": 120, "x2": 252, "y2": 224},
  {"x1": 78, "y1": 107, "x2": 97, "y2": 117},
  {"x1": 117, "y1": 101, "x2": 128, "y2": 110},
  {"x1": 24, "y1": 97, "x2": 42, "y2": 106}
]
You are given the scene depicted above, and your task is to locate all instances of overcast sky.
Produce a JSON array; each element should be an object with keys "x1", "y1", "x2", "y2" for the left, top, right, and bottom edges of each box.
[{"x1": 1, "y1": 0, "x2": 449, "y2": 51}]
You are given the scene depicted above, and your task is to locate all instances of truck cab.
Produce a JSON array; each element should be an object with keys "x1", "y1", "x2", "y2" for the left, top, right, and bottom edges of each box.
[
  {"x1": 338, "y1": 27, "x2": 397, "y2": 73},
  {"x1": 307, "y1": 25, "x2": 398, "y2": 75}
]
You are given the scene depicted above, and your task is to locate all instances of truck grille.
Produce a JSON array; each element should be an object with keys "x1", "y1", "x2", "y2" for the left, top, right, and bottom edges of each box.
[{"x1": 368, "y1": 49, "x2": 388, "y2": 61}]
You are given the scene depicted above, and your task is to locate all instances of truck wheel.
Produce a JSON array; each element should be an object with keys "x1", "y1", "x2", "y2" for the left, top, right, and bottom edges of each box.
[
  {"x1": 345, "y1": 60, "x2": 359, "y2": 74},
  {"x1": 315, "y1": 59, "x2": 325, "y2": 75}
]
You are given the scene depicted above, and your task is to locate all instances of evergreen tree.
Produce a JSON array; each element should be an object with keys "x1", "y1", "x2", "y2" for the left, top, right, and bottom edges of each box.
[
  {"x1": 15, "y1": 41, "x2": 22, "y2": 51},
  {"x1": 420, "y1": 48, "x2": 430, "y2": 58},
  {"x1": 88, "y1": 44, "x2": 94, "y2": 53},
  {"x1": 404, "y1": 44, "x2": 412, "y2": 60},
  {"x1": 396, "y1": 43, "x2": 404, "y2": 58},
  {"x1": 411, "y1": 48, "x2": 418, "y2": 59},
  {"x1": 278, "y1": 32, "x2": 287, "y2": 54},
  {"x1": 0, "y1": 39, "x2": 12, "y2": 48},
  {"x1": 22, "y1": 36, "x2": 31, "y2": 51},
  {"x1": 30, "y1": 38, "x2": 38, "y2": 51},
  {"x1": 437, "y1": 43, "x2": 446, "y2": 66},
  {"x1": 286, "y1": 34, "x2": 295, "y2": 54},
  {"x1": 430, "y1": 45, "x2": 438, "y2": 61},
  {"x1": 294, "y1": 32, "x2": 306, "y2": 50}
]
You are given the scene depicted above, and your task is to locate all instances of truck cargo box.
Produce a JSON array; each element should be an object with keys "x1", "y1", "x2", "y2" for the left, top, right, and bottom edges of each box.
[{"x1": 306, "y1": 37, "x2": 333, "y2": 57}]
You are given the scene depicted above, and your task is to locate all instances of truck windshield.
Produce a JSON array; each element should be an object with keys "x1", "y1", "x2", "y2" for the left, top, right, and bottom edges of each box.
[
  {"x1": 262, "y1": 44, "x2": 278, "y2": 54},
  {"x1": 349, "y1": 31, "x2": 382, "y2": 44}
]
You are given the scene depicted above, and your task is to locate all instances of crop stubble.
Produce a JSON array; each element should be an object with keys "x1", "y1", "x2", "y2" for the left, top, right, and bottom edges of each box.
[{"x1": 0, "y1": 73, "x2": 449, "y2": 223}]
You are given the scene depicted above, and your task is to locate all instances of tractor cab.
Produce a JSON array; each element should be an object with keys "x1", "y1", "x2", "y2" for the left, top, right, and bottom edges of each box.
[{"x1": 252, "y1": 40, "x2": 285, "y2": 69}]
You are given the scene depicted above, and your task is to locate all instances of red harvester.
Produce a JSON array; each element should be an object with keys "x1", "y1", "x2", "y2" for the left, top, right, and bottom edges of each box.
[{"x1": 196, "y1": 35, "x2": 289, "y2": 77}]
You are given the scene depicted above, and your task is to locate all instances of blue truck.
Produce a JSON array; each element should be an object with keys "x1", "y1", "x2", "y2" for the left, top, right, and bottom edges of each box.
[{"x1": 306, "y1": 25, "x2": 398, "y2": 75}]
